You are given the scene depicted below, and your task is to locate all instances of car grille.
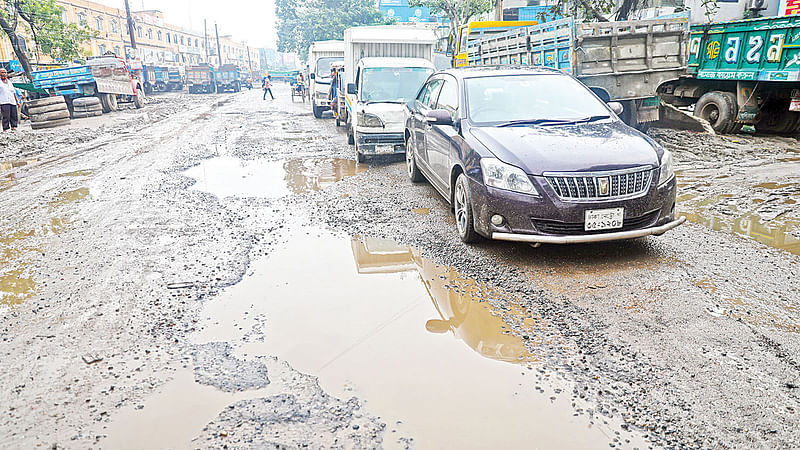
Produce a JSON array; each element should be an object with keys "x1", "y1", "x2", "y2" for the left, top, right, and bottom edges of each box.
[
  {"x1": 532, "y1": 211, "x2": 660, "y2": 235},
  {"x1": 544, "y1": 167, "x2": 654, "y2": 201},
  {"x1": 362, "y1": 133, "x2": 404, "y2": 144}
]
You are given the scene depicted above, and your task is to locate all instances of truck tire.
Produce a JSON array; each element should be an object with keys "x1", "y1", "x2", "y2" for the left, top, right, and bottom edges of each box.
[
  {"x1": 73, "y1": 97, "x2": 101, "y2": 107},
  {"x1": 354, "y1": 138, "x2": 366, "y2": 163},
  {"x1": 144, "y1": 83, "x2": 153, "y2": 95},
  {"x1": 156, "y1": 81, "x2": 167, "y2": 92},
  {"x1": 695, "y1": 91, "x2": 737, "y2": 134},
  {"x1": 133, "y1": 86, "x2": 145, "y2": 109},
  {"x1": 28, "y1": 96, "x2": 65, "y2": 108},
  {"x1": 31, "y1": 117, "x2": 71, "y2": 130},
  {"x1": 72, "y1": 105, "x2": 103, "y2": 115},
  {"x1": 29, "y1": 102, "x2": 68, "y2": 115},
  {"x1": 99, "y1": 93, "x2": 118, "y2": 113},
  {"x1": 31, "y1": 110, "x2": 71, "y2": 122},
  {"x1": 347, "y1": 123, "x2": 355, "y2": 145},
  {"x1": 756, "y1": 100, "x2": 796, "y2": 135},
  {"x1": 313, "y1": 103, "x2": 323, "y2": 119},
  {"x1": 72, "y1": 110, "x2": 103, "y2": 119}
]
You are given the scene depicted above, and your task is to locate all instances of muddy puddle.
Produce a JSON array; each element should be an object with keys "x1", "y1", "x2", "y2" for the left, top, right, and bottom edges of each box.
[
  {"x1": 107, "y1": 228, "x2": 647, "y2": 449},
  {"x1": 184, "y1": 157, "x2": 366, "y2": 199}
]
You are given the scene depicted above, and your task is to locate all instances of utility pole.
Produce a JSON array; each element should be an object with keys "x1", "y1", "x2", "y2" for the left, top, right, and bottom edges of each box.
[
  {"x1": 214, "y1": 22, "x2": 223, "y2": 68},
  {"x1": 124, "y1": 0, "x2": 137, "y2": 51},
  {"x1": 246, "y1": 45, "x2": 253, "y2": 72},
  {"x1": 203, "y1": 19, "x2": 209, "y2": 64}
]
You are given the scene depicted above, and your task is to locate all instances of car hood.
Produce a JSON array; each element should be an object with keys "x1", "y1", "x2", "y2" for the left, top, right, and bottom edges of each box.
[
  {"x1": 360, "y1": 102, "x2": 407, "y2": 126},
  {"x1": 469, "y1": 121, "x2": 661, "y2": 175}
]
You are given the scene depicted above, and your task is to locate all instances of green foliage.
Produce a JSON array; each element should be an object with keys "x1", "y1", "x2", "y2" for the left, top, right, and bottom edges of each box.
[
  {"x1": 1, "y1": 0, "x2": 96, "y2": 65},
  {"x1": 276, "y1": 0, "x2": 393, "y2": 61}
]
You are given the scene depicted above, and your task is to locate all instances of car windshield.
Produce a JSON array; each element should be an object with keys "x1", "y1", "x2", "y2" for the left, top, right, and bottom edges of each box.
[
  {"x1": 465, "y1": 74, "x2": 610, "y2": 124},
  {"x1": 361, "y1": 67, "x2": 434, "y2": 103},
  {"x1": 316, "y1": 57, "x2": 342, "y2": 78}
]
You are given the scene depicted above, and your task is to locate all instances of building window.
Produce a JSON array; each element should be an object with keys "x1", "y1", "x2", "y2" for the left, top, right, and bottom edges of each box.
[
  {"x1": 157, "y1": 30, "x2": 162, "y2": 41},
  {"x1": 137, "y1": 26, "x2": 142, "y2": 38},
  {"x1": 94, "y1": 16, "x2": 103, "y2": 31},
  {"x1": 77, "y1": 12, "x2": 87, "y2": 26},
  {"x1": 166, "y1": 34, "x2": 171, "y2": 43},
  {"x1": 187, "y1": 38, "x2": 191, "y2": 47},
  {"x1": 98, "y1": 44, "x2": 107, "y2": 54},
  {"x1": 110, "y1": 20, "x2": 118, "y2": 33},
  {"x1": 147, "y1": 28, "x2": 153, "y2": 39},
  {"x1": 180, "y1": 35, "x2": 185, "y2": 45},
  {"x1": 61, "y1": 10, "x2": 69, "y2": 23},
  {"x1": 194, "y1": 39, "x2": 198, "y2": 47},
  {"x1": 114, "y1": 46, "x2": 121, "y2": 55}
]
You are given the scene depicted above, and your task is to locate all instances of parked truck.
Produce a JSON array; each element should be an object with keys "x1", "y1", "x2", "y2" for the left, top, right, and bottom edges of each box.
[
  {"x1": 308, "y1": 40, "x2": 345, "y2": 118},
  {"x1": 660, "y1": 15, "x2": 800, "y2": 134},
  {"x1": 462, "y1": 17, "x2": 689, "y2": 128},
  {"x1": 187, "y1": 64, "x2": 216, "y2": 94},
  {"x1": 343, "y1": 26, "x2": 437, "y2": 162},
  {"x1": 215, "y1": 64, "x2": 243, "y2": 93},
  {"x1": 166, "y1": 66, "x2": 184, "y2": 91},
  {"x1": 32, "y1": 55, "x2": 145, "y2": 113},
  {"x1": 142, "y1": 65, "x2": 169, "y2": 94}
]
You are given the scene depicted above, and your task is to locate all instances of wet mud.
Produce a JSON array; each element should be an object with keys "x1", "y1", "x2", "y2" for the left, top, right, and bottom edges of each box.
[{"x1": 2, "y1": 88, "x2": 799, "y2": 449}]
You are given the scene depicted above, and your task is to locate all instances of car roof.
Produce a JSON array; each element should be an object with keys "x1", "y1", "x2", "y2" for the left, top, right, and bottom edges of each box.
[{"x1": 437, "y1": 66, "x2": 563, "y2": 80}]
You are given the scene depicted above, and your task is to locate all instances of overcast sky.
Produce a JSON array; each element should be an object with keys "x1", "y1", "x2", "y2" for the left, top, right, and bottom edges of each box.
[{"x1": 93, "y1": 0, "x2": 279, "y2": 48}]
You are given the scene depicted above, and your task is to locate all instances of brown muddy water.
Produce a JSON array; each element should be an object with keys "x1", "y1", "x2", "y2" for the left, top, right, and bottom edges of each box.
[
  {"x1": 111, "y1": 227, "x2": 648, "y2": 449},
  {"x1": 184, "y1": 157, "x2": 366, "y2": 199}
]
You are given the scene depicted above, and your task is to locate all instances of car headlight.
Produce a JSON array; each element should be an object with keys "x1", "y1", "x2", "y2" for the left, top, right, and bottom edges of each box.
[
  {"x1": 658, "y1": 150, "x2": 675, "y2": 187},
  {"x1": 357, "y1": 112, "x2": 384, "y2": 128},
  {"x1": 480, "y1": 158, "x2": 539, "y2": 195}
]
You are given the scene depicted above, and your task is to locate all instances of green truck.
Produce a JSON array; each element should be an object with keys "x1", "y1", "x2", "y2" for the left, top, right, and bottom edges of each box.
[{"x1": 661, "y1": 15, "x2": 800, "y2": 134}]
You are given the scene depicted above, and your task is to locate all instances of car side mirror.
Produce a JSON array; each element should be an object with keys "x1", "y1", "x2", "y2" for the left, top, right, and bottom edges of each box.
[
  {"x1": 426, "y1": 109, "x2": 452, "y2": 126},
  {"x1": 608, "y1": 101, "x2": 624, "y2": 116},
  {"x1": 309, "y1": 73, "x2": 315, "y2": 79},
  {"x1": 347, "y1": 83, "x2": 356, "y2": 95}
]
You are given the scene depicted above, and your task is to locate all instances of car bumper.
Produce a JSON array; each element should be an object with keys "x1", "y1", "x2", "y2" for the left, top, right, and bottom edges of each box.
[
  {"x1": 470, "y1": 174, "x2": 680, "y2": 243},
  {"x1": 355, "y1": 131, "x2": 406, "y2": 155}
]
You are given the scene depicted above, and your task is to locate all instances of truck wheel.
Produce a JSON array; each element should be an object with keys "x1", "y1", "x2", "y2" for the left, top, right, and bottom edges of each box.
[
  {"x1": 134, "y1": 87, "x2": 145, "y2": 109},
  {"x1": 73, "y1": 97, "x2": 101, "y2": 108},
  {"x1": 99, "y1": 93, "x2": 118, "y2": 113},
  {"x1": 695, "y1": 91, "x2": 736, "y2": 134},
  {"x1": 354, "y1": 138, "x2": 366, "y2": 163},
  {"x1": 313, "y1": 104, "x2": 323, "y2": 119},
  {"x1": 347, "y1": 124, "x2": 355, "y2": 145}
]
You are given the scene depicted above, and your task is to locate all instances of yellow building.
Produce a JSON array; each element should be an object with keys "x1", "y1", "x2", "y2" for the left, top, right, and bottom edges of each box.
[{"x1": 0, "y1": 0, "x2": 261, "y2": 70}]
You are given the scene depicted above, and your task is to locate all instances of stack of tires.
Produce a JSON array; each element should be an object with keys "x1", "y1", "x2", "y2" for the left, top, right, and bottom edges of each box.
[
  {"x1": 28, "y1": 96, "x2": 71, "y2": 130},
  {"x1": 72, "y1": 97, "x2": 104, "y2": 119}
]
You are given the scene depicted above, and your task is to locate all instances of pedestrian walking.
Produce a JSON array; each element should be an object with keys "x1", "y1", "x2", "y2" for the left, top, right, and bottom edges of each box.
[
  {"x1": 262, "y1": 76, "x2": 274, "y2": 100},
  {"x1": 0, "y1": 68, "x2": 20, "y2": 131}
]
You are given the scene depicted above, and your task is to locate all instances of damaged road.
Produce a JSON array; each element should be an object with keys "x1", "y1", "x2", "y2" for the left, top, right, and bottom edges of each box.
[{"x1": 1, "y1": 88, "x2": 798, "y2": 449}]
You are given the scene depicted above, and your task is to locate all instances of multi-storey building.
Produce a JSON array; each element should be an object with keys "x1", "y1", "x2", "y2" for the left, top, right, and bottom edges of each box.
[{"x1": 0, "y1": 0, "x2": 261, "y2": 71}]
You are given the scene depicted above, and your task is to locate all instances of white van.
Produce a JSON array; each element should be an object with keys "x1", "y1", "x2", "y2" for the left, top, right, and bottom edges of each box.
[{"x1": 307, "y1": 40, "x2": 344, "y2": 118}]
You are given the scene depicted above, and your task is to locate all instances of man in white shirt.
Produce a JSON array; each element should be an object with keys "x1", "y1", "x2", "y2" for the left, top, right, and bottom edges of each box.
[{"x1": 0, "y1": 68, "x2": 20, "y2": 131}]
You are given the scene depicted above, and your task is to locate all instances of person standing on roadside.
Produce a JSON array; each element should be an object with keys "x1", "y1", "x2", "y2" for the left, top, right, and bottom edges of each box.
[
  {"x1": 0, "y1": 68, "x2": 20, "y2": 131},
  {"x1": 262, "y1": 75, "x2": 274, "y2": 100}
]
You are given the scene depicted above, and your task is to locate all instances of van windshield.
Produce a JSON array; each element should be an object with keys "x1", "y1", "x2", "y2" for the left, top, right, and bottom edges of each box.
[
  {"x1": 316, "y1": 57, "x2": 342, "y2": 78},
  {"x1": 360, "y1": 67, "x2": 433, "y2": 103}
]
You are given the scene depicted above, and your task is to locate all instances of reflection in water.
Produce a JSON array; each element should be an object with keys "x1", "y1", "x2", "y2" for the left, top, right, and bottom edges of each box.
[
  {"x1": 680, "y1": 211, "x2": 800, "y2": 256},
  {"x1": 351, "y1": 236, "x2": 535, "y2": 363},
  {"x1": 56, "y1": 169, "x2": 94, "y2": 177},
  {"x1": 411, "y1": 207, "x2": 430, "y2": 215},
  {"x1": 185, "y1": 157, "x2": 366, "y2": 199}
]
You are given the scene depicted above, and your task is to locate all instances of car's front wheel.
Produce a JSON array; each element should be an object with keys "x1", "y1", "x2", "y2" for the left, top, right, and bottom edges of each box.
[
  {"x1": 454, "y1": 173, "x2": 481, "y2": 243},
  {"x1": 406, "y1": 135, "x2": 424, "y2": 183}
]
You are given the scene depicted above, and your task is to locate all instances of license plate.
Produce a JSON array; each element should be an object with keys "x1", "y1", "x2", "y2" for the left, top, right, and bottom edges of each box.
[
  {"x1": 375, "y1": 144, "x2": 395, "y2": 154},
  {"x1": 584, "y1": 208, "x2": 624, "y2": 231}
]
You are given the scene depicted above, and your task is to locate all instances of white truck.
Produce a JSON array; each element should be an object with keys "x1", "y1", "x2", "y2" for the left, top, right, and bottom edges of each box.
[
  {"x1": 308, "y1": 40, "x2": 345, "y2": 118},
  {"x1": 343, "y1": 26, "x2": 437, "y2": 162}
]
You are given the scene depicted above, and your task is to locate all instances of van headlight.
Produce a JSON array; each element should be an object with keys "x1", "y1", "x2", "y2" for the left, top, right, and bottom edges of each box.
[
  {"x1": 480, "y1": 158, "x2": 539, "y2": 196},
  {"x1": 658, "y1": 150, "x2": 675, "y2": 187},
  {"x1": 357, "y1": 112, "x2": 384, "y2": 128}
]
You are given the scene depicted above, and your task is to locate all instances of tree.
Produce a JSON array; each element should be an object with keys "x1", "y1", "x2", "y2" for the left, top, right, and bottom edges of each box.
[
  {"x1": 0, "y1": 0, "x2": 95, "y2": 80},
  {"x1": 276, "y1": 0, "x2": 392, "y2": 62},
  {"x1": 407, "y1": 0, "x2": 492, "y2": 48}
]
